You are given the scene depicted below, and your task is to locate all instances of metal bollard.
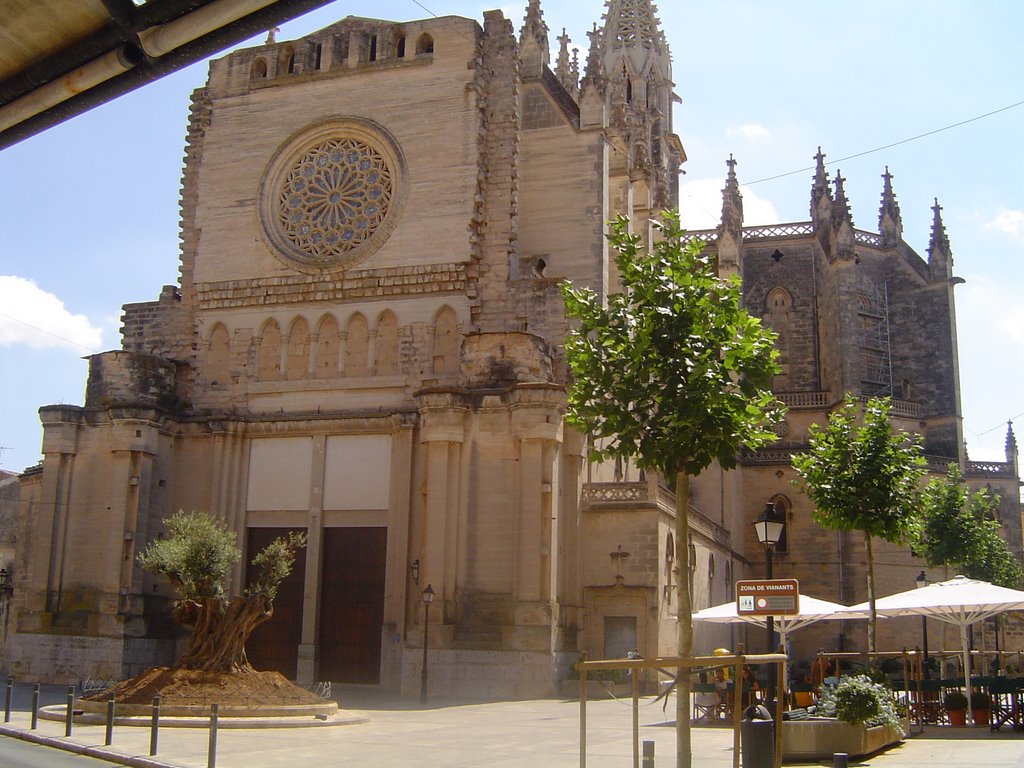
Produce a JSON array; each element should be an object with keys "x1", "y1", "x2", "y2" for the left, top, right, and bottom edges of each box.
[
  {"x1": 150, "y1": 695, "x2": 161, "y2": 756},
  {"x1": 833, "y1": 753, "x2": 849, "y2": 768},
  {"x1": 65, "y1": 685, "x2": 75, "y2": 737},
  {"x1": 642, "y1": 739, "x2": 655, "y2": 767},
  {"x1": 30, "y1": 683, "x2": 39, "y2": 730},
  {"x1": 4, "y1": 676, "x2": 13, "y2": 723},
  {"x1": 105, "y1": 694, "x2": 115, "y2": 746},
  {"x1": 207, "y1": 703, "x2": 219, "y2": 768}
]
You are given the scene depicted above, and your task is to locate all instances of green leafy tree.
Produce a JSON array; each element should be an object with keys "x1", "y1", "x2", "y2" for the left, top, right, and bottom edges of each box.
[
  {"x1": 561, "y1": 212, "x2": 783, "y2": 768},
  {"x1": 919, "y1": 466, "x2": 1023, "y2": 588},
  {"x1": 792, "y1": 395, "x2": 926, "y2": 655},
  {"x1": 138, "y1": 510, "x2": 306, "y2": 673}
]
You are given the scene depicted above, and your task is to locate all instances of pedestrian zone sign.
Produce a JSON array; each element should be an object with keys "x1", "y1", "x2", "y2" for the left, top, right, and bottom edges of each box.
[{"x1": 736, "y1": 579, "x2": 800, "y2": 616}]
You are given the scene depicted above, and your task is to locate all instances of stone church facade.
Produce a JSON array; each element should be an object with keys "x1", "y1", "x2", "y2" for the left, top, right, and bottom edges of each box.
[{"x1": 9, "y1": 1, "x2": 1021, "y2": 695}]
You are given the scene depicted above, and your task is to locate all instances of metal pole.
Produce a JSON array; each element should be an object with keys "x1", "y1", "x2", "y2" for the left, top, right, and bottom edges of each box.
[
  {"x1": 765, "y1": 545, "x2": 775, "y2": 709},
  {"x1": 4, "y1": 676, "x2": 13, "y2": 723},
  {"x1": 30, "y1": 683, "x2": 39, "y2": 730},
  {"x1": 150, "y1": 694, "x2": 161, "y2": 756},
  {"x1": 419, "y1": 599, "x2": 430, "y2": 705},
  {"x1": 922, "y1": 615, "x2": 930, "y2": 678},
  {"x1": 641, "y1": 740, "x2": 654, "y2": 768},
  {"x1": 65, "y1": 685, "x2": 75, "y2": 736},
  {"x1": 207, "y1": 703, "x2": 219, "y2": 768},
  {"x1": 579, "y1": 665, "x2": 587, "y2": 768},
  {"x1": 631, "y1": 670, "x2": 639, "y2": 768},
  {"x1": 104, "y1": 694, "x2": 114, "y2": 745}
]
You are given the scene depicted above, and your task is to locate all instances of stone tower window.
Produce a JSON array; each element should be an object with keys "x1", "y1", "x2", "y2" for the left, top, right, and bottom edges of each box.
[
  {"x1": 280, "y1": 45, "x2": 295, "y2": 74},
  {"x1": 415, "y1": 33, "x2": 433, "y2": 55},
  {"x1": 257, "y1": 319, "x2": 282, "y2": 381},
  {"x1": 286, "y1": 316, "x2": 310, "y2": 380},
  {"x1": 764, "y1": 286, "x2": 793, "y2": 385},
  {"x1": 259, "y1": 120, "x2": 406, "y2": 273},
  {"x1": 375, "y1": 311, "x2": 400, "y2": 375},
  {"x1": 250, "y1": 57, "x2": 267, "y2": 80},
  {"x1": 207, "y1": 323, "x2": 230, "y2": 384},
  {"x1": 395, "y1": 33, "x2": 406, "y2": 58},
  {"x1": 315, "y1": 314, "x2": 340, "y2": 378},
  {"x1": 345, "y1": 313, "x2": 369, "y2": 377},
  {"x1": 432, "y1": 307, "x2": 460, "y2": 375}
]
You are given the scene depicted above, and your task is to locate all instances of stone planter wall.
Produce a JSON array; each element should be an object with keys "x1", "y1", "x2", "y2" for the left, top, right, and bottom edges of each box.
[{"x1": 782, "y1": 718, "x2": 905, "y2": 760}]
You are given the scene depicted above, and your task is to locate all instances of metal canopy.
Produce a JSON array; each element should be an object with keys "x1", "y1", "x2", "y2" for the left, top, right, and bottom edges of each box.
[{"x1": 0, "y1": 0, "x2": 335, "y2": 149}]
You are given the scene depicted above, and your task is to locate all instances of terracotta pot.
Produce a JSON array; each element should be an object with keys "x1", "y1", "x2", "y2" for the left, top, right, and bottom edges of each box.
[
  {"x1": 971, "y1": 708, "x2": 991, "y2": 726},
  {"x1": 947, "y1": 708, "x2": 966, "y2": 727}
]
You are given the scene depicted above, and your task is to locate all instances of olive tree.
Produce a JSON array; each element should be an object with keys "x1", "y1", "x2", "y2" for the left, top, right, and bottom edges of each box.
[
  {"x1": 138, "y1": 510, "x2": 306, "y2": 673},
  {"x1": 561, "y1": 212, "x2": 783, "y2": 768}
]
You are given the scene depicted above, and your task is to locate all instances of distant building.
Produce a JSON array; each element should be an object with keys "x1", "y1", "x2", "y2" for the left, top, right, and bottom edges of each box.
[{"x1": 10, "y1": 0, "x2": 1020, "y2": 693}]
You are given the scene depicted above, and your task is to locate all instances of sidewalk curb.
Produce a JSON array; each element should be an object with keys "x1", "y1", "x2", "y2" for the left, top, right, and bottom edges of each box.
[{"x1": 0, "y1": 725, "x2": 186, "y2": 768}]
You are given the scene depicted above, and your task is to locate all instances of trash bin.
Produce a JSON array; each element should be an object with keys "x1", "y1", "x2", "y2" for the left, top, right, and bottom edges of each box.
[{"x1": 740, "y1": 704, "x2": 774, "y2": 768}]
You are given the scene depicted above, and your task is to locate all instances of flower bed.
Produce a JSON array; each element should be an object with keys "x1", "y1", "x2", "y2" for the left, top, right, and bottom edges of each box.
[{"x1": 782, "y1": 718, "x2": 905, "y2": 760}]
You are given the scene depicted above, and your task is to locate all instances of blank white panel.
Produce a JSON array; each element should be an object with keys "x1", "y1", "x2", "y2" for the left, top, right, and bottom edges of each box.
[
  {"x1": 323, "y1": 434, "x2": 391, "y2": 510},
  {"x1": 246, "y1": 437, "x2": 314, "y2": 511}
]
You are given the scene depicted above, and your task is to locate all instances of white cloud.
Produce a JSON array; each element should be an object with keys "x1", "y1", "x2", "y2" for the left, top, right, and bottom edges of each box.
[
  {"x1": 726, "y1": 123, "x2": 771, "y2": 141},
  {"x1": 678, "y1": 177, "x2": 781, "y2": 231},
  {"x1": 984, "y1": 208, "x2": 1024, "y2": 241},
  {"x1": 0, "y1": 276, "x2": 104, "y2": 352}
]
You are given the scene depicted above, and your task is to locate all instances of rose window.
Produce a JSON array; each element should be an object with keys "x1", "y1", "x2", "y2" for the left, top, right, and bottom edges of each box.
[{"x1": 277, "y1": 138, "x2": 393, "y2": 261}]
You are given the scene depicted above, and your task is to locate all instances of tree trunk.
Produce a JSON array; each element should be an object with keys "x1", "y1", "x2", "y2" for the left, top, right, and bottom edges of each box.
[
  {"x1": 173, "y1": 595, "x2": 274, "y2": 673},
  {"x1": 675, "y1": 469, "x2": 693, "y2": 768},
  {"x1": 865, "y1": 532, "x2": 876, "y2": 658}
]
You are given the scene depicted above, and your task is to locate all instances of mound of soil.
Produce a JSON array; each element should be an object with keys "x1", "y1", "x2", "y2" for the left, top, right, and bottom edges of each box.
[{"x1": 85, "y1": 667, "x2": 325, "y2": 708}]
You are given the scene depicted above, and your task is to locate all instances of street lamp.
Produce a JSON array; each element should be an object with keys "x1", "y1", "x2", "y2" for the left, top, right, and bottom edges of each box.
[
  {"x1": 753, "y1": 501, "x2": 785, "y2": 707},
  {"x1": 420, "y1": 584, "x2": 436, "y2": 705},
  {"x1": 915, "y1": 570, "x2": 929, "y2": 678}
]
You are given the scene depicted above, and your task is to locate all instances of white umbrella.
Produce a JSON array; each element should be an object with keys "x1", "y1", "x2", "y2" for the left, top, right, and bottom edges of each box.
[
  {"x1": 693, "y1": 594, "x2": 869, "y2": 691},
  {"x1": 843, "y1": 575, "x2": 1024, "y2": 725}
]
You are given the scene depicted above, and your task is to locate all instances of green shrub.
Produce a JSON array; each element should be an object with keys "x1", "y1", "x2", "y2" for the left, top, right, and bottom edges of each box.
[
  {"x1": 816, "y1": 675, "x2": 904, "y2": 736},
  {"x1": 970, "y1": 691, "x2": 991, "y2": 710},
  {"x1": 943, "y1": 691, "x2": 968, "y2": 710}
]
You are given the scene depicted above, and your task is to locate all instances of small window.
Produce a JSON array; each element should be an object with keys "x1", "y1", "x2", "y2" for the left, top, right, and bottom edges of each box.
[
  {"x1": 280, "y1": 46, "x2": 295, "y2": 74},
  {"x1": 396, "y1": 35, "x2": 406, "y2": 58},
  {"x1": 250, "y1": 57, "x2": 267, "y2": 79},
  {"x1": 369, "y1": 35, "x2": 377, "y2": 62},
  {"x1": 415, "y1": 33, "x2": 434, "y2": 55}
]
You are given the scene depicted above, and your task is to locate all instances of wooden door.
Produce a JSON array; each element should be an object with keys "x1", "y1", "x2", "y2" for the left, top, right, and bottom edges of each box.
[
  {"x1": 245, "y1": 527, "x2": 307, "y2": 679},
  {"x1": 318, "y1": 527, "x2": 387, "y2": 683}
]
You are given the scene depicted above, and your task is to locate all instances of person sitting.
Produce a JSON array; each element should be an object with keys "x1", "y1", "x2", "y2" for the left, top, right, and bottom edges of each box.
[{"x1": 692, "y1": 671, "x2": 719, "y2": 723}]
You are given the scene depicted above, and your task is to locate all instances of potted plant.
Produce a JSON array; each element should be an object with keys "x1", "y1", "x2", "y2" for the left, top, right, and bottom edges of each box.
[
  {"x1": 970, "y1": 691, "x2": 992, "y2": 726},
  {"x1": 943, "y1": 690, "x2": 968, "y2": 726}
]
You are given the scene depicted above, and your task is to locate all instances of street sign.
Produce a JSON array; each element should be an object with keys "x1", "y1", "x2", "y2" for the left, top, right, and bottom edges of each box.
[{"x1": 736, "y1": 579, "x2": 800, "y2": 616}]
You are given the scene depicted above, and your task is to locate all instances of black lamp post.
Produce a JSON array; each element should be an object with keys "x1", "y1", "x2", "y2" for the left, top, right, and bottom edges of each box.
[
  {"x1": 420, "y1": 584, "x2": 436, "y2": 705},
  {"x1": 753, "y1": 501, "x2": 785, "y2": 707},
  {"x1": 915, "y1": 570, "x2": 929, "y2": 678}
]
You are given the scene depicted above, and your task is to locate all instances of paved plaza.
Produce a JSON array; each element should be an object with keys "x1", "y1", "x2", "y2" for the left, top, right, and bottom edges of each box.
[{"x1": 0, "y1": 686, "x2": 1021, "y2": 767}]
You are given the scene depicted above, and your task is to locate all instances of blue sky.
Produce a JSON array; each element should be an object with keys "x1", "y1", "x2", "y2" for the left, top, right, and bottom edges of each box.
[{"x1": 1, "y1": 0, "x2": 1022, "y2": 475}]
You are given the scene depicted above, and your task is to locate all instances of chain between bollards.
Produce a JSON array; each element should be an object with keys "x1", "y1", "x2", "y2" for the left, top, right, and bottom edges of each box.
[
  {"x1": 64, "y1": 685, "x2": 75, "y2": 737},
  {"x1": 30, "y1": 683, "x2": 39, "y2": 730},
  {"x1": 4, "y1": 676, "x2": 13, "y2": 723},
  {"x1": 150, "y1": 694, "x2": 161, "y2": 756},
  {"x1": 104, "y1": 693, "x2": 115, "y2": 746},
  {"x1": 207, "y1": 702, "x2": 219, "y2": 768}
]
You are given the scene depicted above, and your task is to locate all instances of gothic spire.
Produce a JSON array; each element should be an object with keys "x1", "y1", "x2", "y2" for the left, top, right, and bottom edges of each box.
[
  {"x1": 878, "y1": 166, "x2": 903, "y2": 247},
  {"x1": 519, "y1": 0, "x2": 550, "y2": 79},
  {"x1": 832, "y1": 171, "x2": 853, "y2": 228},
  {"x1": 555, "y1": 28, "x2": 579, "y2": 97},
  {"x1": 1007, "y1": 421, "x2": 1019, "y2": 469},
  {"x1": 810, "y1": 147, "x2": 830, "y2": 210},
  {"x1": 600, "y1": 0, "x2": 671, "y2": 81},
  {"x1": 721, "y1": 154, "x2": 743, "y2": 233},
  {"x1": 928, "y1": 198, "x2": 953, "y2": 276},
  {"x1": 580, "y1": 22, "x2": 605, "y2": 90}
]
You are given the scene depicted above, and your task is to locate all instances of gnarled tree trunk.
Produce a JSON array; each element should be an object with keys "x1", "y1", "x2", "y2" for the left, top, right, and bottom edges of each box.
[{"x1": 174, "y1": 595, "x2": 274, "y2": 673}]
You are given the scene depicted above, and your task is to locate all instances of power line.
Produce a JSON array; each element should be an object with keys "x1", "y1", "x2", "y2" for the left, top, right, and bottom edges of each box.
[
  {"x1": 746, "y1": 100, "x2": 1024, "y2": 186},
  {"x1": 0, "y1": 310, "x2": 101, "y2": 355}
]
